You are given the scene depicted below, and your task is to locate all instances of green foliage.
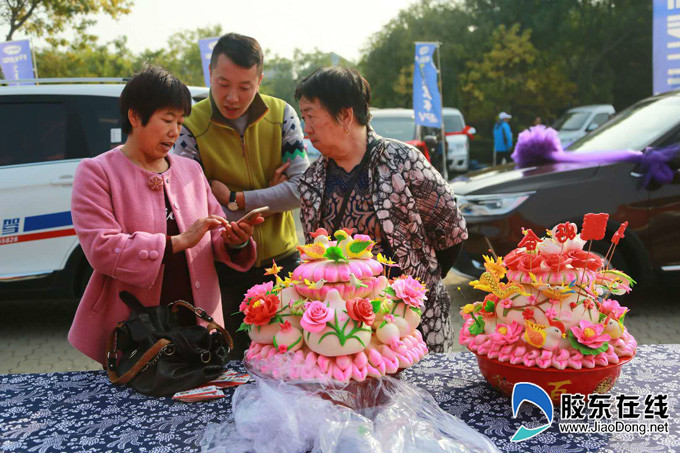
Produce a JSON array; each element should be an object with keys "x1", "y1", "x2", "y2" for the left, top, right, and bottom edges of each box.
[
  {"x1": 360, "y1": 0, "x2": 652, "y2": 158},
  {"x1": 459, "y1": 23, "x2": 576, "y2": 129},
  {"x1": 1, "y1": 0, "x2": 133, "y2": 42}
]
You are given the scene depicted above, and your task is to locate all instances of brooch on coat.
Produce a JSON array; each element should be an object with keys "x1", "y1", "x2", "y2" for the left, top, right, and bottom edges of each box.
[{"x1": 147, "y1": 175, "x2": 164, "y2": 191}]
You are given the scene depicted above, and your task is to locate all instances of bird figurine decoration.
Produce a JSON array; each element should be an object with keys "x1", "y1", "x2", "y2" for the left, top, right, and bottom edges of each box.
[
  {"x1": 349, "y1": 272, "x2": 368, "y2": 289},
  {"x1": 602, "y1": 315, "x2": 624, "y2": 340},
  {"x1": 523, "y1": 320, "x2": 563, "y2": 350}
]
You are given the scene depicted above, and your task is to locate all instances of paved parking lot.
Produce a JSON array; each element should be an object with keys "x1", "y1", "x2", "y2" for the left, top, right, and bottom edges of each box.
[{"x1": 1, "y1": 274, "x2": 678, "y2": 374}]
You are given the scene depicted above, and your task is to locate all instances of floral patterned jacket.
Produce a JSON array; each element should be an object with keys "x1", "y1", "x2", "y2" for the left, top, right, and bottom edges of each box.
[{"x1": 298, "y1": 130, "x2": 468, "y2": 352}]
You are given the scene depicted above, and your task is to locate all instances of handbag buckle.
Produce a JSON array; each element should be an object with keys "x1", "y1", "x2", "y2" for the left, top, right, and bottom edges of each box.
[
  {"x1": 106, "y1": 351, "x2": 118, "y2": 371},
  {"x1": 195, "y1": 307, "x2": 213, "y2": 322}
]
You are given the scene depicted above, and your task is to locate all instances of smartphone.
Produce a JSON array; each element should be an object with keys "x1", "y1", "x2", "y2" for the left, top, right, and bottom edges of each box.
[{"x1": 236, "y1": 206, "x2": 269, "y2": 224}]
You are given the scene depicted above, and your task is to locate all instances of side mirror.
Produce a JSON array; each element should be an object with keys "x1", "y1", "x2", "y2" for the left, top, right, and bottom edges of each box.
[
  {"x1": 586, "y1": 122, "x2": 599, "y2": 132},
  {"x1": 467, "y1": 126, "x2": 476, "y2": 135}
]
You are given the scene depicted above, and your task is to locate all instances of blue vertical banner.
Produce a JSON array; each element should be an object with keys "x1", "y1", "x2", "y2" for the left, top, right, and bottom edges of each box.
[
  {"x1": 413, "y1": 42, "x2": 442, "y2": 128},
  {"x1": 0, "y1": 39, "x2": 35, "y2": 85},
  {"x1": 198, "y1": 37, "x2": 219, "y2": 87},
  {"x1": 654, "y1": 0, "x2": 680, "y2": 94}
]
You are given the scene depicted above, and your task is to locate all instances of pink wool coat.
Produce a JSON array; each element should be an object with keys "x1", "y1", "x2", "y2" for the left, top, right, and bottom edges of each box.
[{"x1": 68, "y1": 148, "x2": 256, "y2": 364}]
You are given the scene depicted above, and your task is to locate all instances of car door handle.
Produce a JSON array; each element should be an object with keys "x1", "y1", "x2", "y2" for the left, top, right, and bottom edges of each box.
[{"x1": 50, "y1": 175, "x2": 74, "y2": 186}]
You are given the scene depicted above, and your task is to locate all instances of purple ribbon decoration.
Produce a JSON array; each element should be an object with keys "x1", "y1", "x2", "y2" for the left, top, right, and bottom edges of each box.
[{"x1": 511, "y1": 126, "x2": 679, "y2": 188}]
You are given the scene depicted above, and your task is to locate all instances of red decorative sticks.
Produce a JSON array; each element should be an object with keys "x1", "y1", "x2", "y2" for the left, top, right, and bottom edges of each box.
[
  {"x1": 581, "y1": 213, "x2": 609, "y2": 241},
  {"x1": 518, "y1": 229, "x2": 542, "y2": 251},
  {"x1": 554, "y1": 222, "x2": 577, "y2": 244}
]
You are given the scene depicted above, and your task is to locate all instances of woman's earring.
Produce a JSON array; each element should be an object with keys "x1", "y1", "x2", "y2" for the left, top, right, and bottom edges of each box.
[{"x1": 344, "y1": 127, "x2": 349, "y2": 134}]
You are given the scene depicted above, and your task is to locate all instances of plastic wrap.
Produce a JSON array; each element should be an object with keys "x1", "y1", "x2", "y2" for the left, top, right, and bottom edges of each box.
[{"x1": 201, "y1": 370, "x2": 500, "y2": 453}]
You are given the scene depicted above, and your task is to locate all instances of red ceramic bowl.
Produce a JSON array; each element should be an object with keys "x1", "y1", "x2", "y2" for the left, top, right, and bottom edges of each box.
[{"x1": 474, "y1": 352, "x2": 635, "y2": 404}]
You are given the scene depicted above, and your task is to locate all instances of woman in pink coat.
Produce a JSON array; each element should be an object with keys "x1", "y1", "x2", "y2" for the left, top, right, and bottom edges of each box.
[{"x1": 69, "y1": 66, "x2": 263, "y2": 364}]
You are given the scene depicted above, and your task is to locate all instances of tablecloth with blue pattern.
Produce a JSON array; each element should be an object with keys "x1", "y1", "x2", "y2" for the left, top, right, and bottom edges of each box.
[{"x1": 1, "y1": 344, "x2": 678, "y2": 453}]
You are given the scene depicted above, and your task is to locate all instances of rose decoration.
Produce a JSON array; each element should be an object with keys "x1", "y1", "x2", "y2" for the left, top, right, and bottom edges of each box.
[
  {"x1": 570, "y1": 320, "x2": 611, "y2": 350},
  {"x1": 243, "y1": 294, "x2": 279, "y2": 326},
  {"x1": 490, "y1": 321, "x2": 524, "y2": 345},
  {"x1": 300, "y1": 301, "x2": 335, "y2": 333},
  {"x1": 566, "y1": 249, "x2": 603, "y2": 271},
  {"x1": 517, "y1": 253, "x2": 546, "y2": 274},
  {"x1": 544, "y1": 253, "x2": 572, "y2": 273},
  {"x1": 241, "y1": 281, "x2": 274, "y2": 310},
  {"x1": 346, "y1": 298, "x2": 376, "y2": 326},
  {"x1": 391, "y1": 276, "x2": 427, "y2": 308},
  {"x1": 503, "y1": 249, "x2": 525, "y2": 271}
]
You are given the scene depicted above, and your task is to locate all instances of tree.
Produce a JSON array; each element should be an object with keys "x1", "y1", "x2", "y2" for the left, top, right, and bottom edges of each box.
[
  {"x1": 459, "y1": 23, "x2": 576, "y2": 131},
  {"x1": 1, "y1": 0, "x2": 132, "y2": 42},
  {"x1": 36, "y1": 35, "x2": 135, "y2": 78},
  {"x1": 134, "y1": 25, "x2": 224, "y2": 86}
]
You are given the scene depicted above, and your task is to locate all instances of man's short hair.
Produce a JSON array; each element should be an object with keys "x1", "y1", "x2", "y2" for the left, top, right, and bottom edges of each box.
[
  {"x1": 210, "y1": 33, "x2": 263, "y2": 74},
  {"x1": 295, "y1": 66, "x2": 372, "y2": 126},
  {"x1": 120, "y1": 65, "x2": 191, "y2": 134}
]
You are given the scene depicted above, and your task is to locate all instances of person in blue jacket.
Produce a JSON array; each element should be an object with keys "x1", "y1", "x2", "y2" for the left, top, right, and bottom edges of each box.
[{"x1": 493, "y1": 111, "x2": 513, "y2": 164}]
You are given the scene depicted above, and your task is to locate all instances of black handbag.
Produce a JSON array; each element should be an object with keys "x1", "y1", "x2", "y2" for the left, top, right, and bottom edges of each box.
[{"x1": 106, "y1": 291, "x2": 234, "y2": 397}]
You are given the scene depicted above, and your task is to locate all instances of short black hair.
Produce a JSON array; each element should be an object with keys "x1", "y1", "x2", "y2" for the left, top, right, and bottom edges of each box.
[
  {"x1": 210, "y1": 33, "x2": 263, "y2": 74},
  {"x1": 295, "y1": 66, "x2": 371, "y2": 126},
  {"x1": 120, "y1": 65, "x2": 191, "y2": 134}
]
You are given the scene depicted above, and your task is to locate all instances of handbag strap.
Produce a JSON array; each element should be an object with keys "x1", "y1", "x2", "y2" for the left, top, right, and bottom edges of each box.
[
  {"x1": 170, "y1": 300, "x2": 234, "y2": 351},
  {"x1": 106, "y1": 324, "x2": 171, "y2": 385}
]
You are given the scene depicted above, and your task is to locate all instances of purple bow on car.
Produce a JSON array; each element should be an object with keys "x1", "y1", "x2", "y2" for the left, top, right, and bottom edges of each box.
[{"x1": 512, "y1": 125, "x2": 680, "y2": 188}]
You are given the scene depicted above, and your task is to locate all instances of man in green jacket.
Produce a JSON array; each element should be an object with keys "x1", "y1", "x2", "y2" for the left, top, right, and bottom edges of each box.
[{"x1": 173, "y1": 33, "x2": 308, "y2": 357}]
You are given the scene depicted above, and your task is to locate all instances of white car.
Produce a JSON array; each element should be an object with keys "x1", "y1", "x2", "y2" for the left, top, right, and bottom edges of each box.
[
  {"x1": 368, "y1": 107, "x2": 474, "y2": 174},
  {"x1": 553, "y1": 104, "x2": 615, "y2": 148},
  {"x1": 0, "y1": 80, "x2": 208, "y2": 300}
]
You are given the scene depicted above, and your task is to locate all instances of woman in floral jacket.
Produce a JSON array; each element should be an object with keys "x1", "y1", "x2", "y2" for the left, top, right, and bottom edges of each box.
[{"x1": 295, "y1": 67, "x2": 468, "y2": 352}]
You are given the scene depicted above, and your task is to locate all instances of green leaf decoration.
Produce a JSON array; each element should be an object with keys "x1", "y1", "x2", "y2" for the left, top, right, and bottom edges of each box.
[
  {"x1": 468, "y1": 318, "x2": 485, "y2": 336},
  {"x1": 484, "y1": 300, "x2": 495, "y2": 313},
  {"x1": 268, "y1": 314, "x2": 284, "y2": 325},
  {"x1": 598, "y1": 312, "x2": 607, "y2": 322},
  {"x1": 323, "y1": 246, "x2": 348, "y2": 262},
  {"x1": 567, "y1": 330, "x2": 609, "y2": 356},
  {"x1": 409, "y1": 306, "x2": 422, "y2": 316},
  {"x1": 619, "y1": 311, "x2": 626, "y2": 324},
  {"x1": 348, "y1": 240, "x2": 372, "y2": 255},
  {"x1": 502, "y1": 307, "x2": 510, "y2": 317},
  {"x1": 370, "y1": 300, "x2": 381, "y2": 313},
  {"x1": 334, "y1": 230, "x2": 349, "y2": 241},
  {"x1": 272, "y1": 336, "x2": 279, "y2": 349},
  {"x1": 380, "y1": 320, "x2": 387, "y2": 329},
  {"x1": 288, "y1": 335, "x2": 302, "y2": 350},
  {"x1": 383, "y1": 286, "x2": 396, "y2": 297},
  {"x1": 236, "y1": 322, "x2": 251, "y2": 333}
]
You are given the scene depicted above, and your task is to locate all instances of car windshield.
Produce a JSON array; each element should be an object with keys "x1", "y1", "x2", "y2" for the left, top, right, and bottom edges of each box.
[
  {"x1": 568, "y1": 96, "x2": 680, "y2": 152},
  {"x1": 370, "y1": 116, "x2": 415, "y2": 142},
  {"x1": 444, "y1": 114, "x2": 464, "y2": 132},
  {"x1": 552, "y1": 111, "x2": 590, "y2": 131}
]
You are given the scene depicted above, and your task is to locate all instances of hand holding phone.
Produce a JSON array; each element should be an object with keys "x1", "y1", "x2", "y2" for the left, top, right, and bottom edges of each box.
[{"x1": 236, "y1": 206, "x2": 269, "y2": 225}]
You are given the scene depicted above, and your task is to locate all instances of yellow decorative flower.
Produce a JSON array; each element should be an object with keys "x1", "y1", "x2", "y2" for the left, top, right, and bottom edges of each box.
[
  {"x1": 462, "y1": 303, "x2": 476, "y2": 314},
  {"x1": 264, "y1": 260, "x2": 283, "y2": 276},
  {"x1": 483, "y1": 255, "x2": 507, "y2": 279}
]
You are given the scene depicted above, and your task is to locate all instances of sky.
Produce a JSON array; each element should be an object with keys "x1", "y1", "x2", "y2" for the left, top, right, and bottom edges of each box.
[{"x1": 13, "y1": 0, "x2": 421, "y2": 62}]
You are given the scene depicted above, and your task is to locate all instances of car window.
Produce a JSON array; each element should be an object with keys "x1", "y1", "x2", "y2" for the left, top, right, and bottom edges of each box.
[
  {"x1": 590, "y1": 113, "x2": 610, "y2": 128},
  {"x1": 370, "y1": 116, "x2": 416, "y2": 142},
  {"x1": 568, "y1": 97, "x2": 680, "y2": 152},
  {"x1": 72, "y1": 96, "x2": 124, "y2": 157},
  {"x1": 553, "y1": 111, "x2": 590, "y2": 131},
  {"x1": 0, "y1": 101, "x2": 67, "y2": 166},
  {"x1": 444, "y1": 114, "x2": 464, "y2": 132}
]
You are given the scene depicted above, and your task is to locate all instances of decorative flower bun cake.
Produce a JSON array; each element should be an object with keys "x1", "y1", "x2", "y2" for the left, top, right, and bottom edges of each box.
[
  {"x1": 240, "y1": 228, "x2": 428, "y2": 383},
  {"x1": 460, "y1": 215, "x2": 636, "y2": 399}
]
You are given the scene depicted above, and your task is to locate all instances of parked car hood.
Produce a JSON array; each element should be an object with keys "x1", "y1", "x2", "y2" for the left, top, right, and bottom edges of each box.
[{"x1": 451, "y1": 162, "x2": 601, "y2": 195}]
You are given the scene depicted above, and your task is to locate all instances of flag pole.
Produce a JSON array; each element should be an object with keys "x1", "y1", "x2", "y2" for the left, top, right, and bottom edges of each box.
[{"x1": 435, "y1": 42, "x2": 448, "y2": 181}]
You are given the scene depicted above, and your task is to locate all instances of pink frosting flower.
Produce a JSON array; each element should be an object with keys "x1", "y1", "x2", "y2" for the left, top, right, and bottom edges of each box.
[
  {"x1": 599, "y1": 299, "x2": 627, "y2": 319},
  {"x1": 279, "y1": 320, "x2": 292, "y2": 332},
  {"x1": 241, "y1": 281, "x2": 274, "y2": 310},
  {"x1": 548, "y1": 298, "x2": 560, "y2": 305},
  {"x1": 391, "y1": 276, "x2": 427, "y2": 308},
  {"x1": 384, "y1": 314, "x2": 395, "y2": 323},
  {"x1": 527, "y1": 295, "x2": 538, "y2": 306},
  {"x1": 499, "y1": 298, "x2": 513, "y2": 308},
  {"x1": 278, "y1": 344, "x2": 288, "y2": 353},
  {"x1": 544, "y1": 307, "x2": 557, "y2": 320},
  {"x1": 570, "y1": 320, "x2": 611, "y2": 349},
  {"x1": 300, "y1": 301, "x2": 335, "y2": 333},
  {"x1": 490, "y1": 321, "x2": 524, "y2": 345}
]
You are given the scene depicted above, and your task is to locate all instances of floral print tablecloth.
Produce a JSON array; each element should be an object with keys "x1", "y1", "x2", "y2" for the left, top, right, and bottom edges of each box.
[{"x1": 1, "y1": 344, "x2": 678, "y2": 453}]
